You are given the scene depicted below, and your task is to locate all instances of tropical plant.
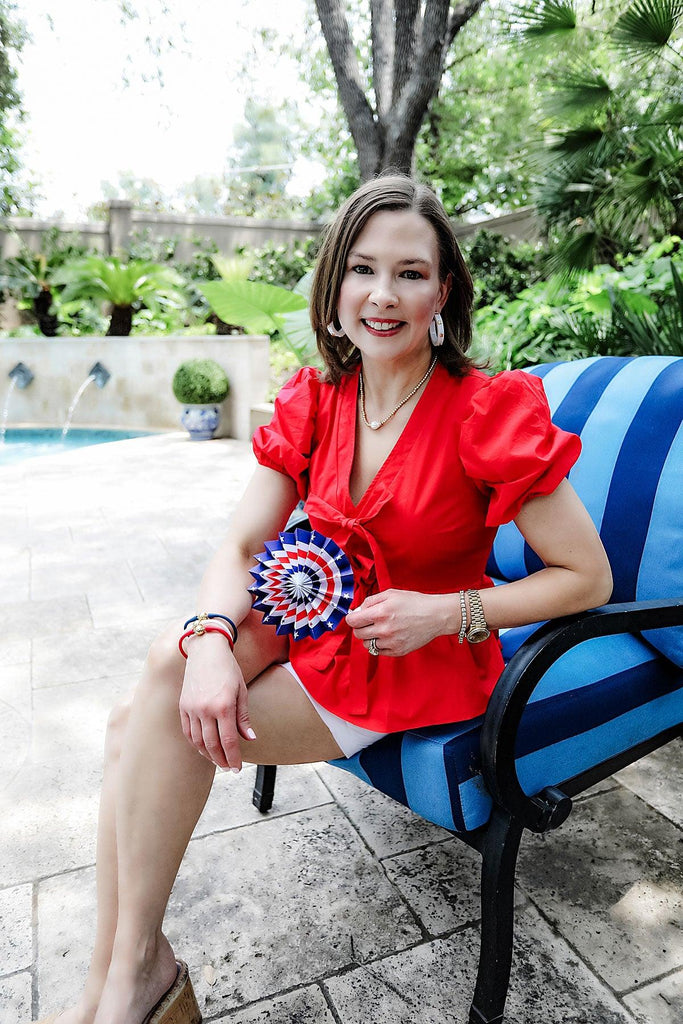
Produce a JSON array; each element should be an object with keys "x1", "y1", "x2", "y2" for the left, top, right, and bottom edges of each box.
[
  {"x1": 53, "y1": 255, "x2": 188, "y2": 336},
  {"x1": 473, "y1": 235, "x2": 683, "y2": 369},
  {"x1": 0, "y1": 251, "x2": 59, "y2": 336},
  {"x1": 0, "y1": 230, "x2": 94, "y2": 335},
  {"x1": 172, "y1": 359, "x2": 230, "y2": 404},
  {"x1": 510, "y1": 0, "x2": 683, "y2": 273},
  {"x1": 198, "y1": 263, "x2": 320, "y2": 367}
]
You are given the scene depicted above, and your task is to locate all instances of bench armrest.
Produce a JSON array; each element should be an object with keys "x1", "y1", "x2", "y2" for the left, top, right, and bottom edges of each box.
[{"x1": 480, "y1": 598, "x2": 683, "y2": 833}]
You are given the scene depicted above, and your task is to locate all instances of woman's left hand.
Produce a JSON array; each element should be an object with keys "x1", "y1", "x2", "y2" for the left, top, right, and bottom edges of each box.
[{"x1": 346, "y1": 589, "x2": 452, "y2": 657}]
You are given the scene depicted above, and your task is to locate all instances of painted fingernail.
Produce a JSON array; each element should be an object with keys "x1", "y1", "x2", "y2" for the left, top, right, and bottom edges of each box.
[
  {"x1": 231, "y1": 767, "x2": 241, "y2": 774},
  {"x1": 247, "y1": 728, "x2": 257, "y2": 740}
]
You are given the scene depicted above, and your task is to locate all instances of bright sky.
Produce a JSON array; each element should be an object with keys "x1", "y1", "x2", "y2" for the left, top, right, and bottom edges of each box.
[{"x1": 13, "y1": 0, "x2": 323, "y2": 219}]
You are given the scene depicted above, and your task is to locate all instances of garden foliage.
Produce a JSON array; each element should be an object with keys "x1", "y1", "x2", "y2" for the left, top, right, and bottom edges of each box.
[
  {"x1": 52, "y1": 256, "x2": 187, "y2": 337},
  {"x1": 511, "y1": 0, "x2": 683, "y2": 273},
  {"x1": 473, "y1": 236, "x2": 683, "y2": 371}
]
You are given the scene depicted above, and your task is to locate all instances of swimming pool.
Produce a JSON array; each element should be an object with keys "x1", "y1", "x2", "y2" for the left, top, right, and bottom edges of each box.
[{"x1": 0, "y1": 427, "x2": 153, "y2": 466}]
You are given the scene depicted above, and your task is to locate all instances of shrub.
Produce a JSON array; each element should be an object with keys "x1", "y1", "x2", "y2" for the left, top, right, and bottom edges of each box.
[
  {"x1": 472, "y1": 236, "x2": 682, "y2": 371},
  {"x1": 461, "y1": 230, "x2": 544, "y2": 309},
  {"x1": 172, "y1": 359, "x2": 229, "y2": 404},
  {"x1": 238, "y1": 237, "x2": 320, "y2": 289}
]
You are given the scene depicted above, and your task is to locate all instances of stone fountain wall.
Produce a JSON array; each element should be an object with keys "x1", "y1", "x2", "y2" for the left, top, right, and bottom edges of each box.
[{"x1": 0, "y1": 334, "x2": 270, "y2": 441}]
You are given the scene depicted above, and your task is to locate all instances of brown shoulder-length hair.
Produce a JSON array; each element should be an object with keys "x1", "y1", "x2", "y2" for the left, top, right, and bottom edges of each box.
[{"x1": 309, "y1": 174, "x2": 474, "y2": 385}]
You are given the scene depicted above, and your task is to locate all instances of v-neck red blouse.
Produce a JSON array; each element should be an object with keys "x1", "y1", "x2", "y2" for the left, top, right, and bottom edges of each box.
[{"x1": 252, "y1": 362, "x2": 580, "y2": 732}]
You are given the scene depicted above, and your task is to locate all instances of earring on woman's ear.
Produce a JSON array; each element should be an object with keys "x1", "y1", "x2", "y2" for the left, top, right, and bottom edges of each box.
[
  {"x1": 429, "y1": 311, "x2": 445, "y2": 347},
  {"x1": 327, "y1": 320, "x2": 346, "y2": 338}
]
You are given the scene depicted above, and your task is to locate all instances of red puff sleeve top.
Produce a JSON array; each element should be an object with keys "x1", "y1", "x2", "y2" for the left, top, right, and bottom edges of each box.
[{"x1": 252, "y1": 362, "x2": 581, "y2": 732}]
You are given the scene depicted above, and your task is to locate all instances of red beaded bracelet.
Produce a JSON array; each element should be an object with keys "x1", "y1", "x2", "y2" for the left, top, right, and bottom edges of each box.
[{"x1": 178, "y1": 625, "x2": 235, "y2": 659}]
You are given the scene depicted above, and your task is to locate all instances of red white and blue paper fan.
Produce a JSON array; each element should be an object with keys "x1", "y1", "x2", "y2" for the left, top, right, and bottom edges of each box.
[{"x1": 249, "y1": 529, "x2": 354, "y2": 640}]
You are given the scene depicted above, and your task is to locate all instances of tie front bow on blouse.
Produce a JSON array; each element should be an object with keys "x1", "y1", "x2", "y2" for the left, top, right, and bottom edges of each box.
[{"x1": 304, "y1": 490, "x2": 393, "y2": 714}]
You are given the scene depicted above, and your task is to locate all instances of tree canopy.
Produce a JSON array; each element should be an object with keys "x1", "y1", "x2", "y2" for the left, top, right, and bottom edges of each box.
[{"x1": 0, "y1": 0, "x2": 29, "y2": 217}]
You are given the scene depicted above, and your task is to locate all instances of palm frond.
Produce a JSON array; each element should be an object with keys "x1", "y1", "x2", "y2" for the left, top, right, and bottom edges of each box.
[
  {"x1": 597, "y1": 130, "x2": 683, "y2": 235},
  {"x1": 671, "y1": 259, "x2": 683, "y2": 309},
  {"x1": 611, "y1": 0, "x2": 683, "y2": 56},
  {"x1": 609, "y1": 300, "x2": 679, "y2": 355},
  {"x1": 547, "y1": 124, "x2": 605, "y2": 155},
  {"x1": 544, "y1": 64, "x2": 612, "y2": 119},
  {"x1": 661, "y1": 101, "x2": 683, "y2": 122},
  {"x1": 544, "y1": 309, "x2": 613, "y2": 357},
  {"x1": 509, "y1": 2, "x2": 577, "y2": 38},
  {"x1": 545, "y1": 229, "x2": 601, "y2": 278},
  {"x1": 533, "y1": 160, "x2": 605, "y2": 225},
  {"x1": 605, "y1": 262, "x2": 683, "y2": 356}
]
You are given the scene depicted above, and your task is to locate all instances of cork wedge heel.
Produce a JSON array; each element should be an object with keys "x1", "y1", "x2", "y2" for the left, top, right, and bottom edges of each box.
[
  {"x1": 32, "y1": 960, "x2": 201, "y2": 1024},
  {"x1": 142, "y1": 960, "x2": 202, "y2": 1024}
]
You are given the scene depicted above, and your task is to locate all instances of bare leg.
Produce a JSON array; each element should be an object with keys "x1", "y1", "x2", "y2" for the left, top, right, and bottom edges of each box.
[
  {"x1": 45, "y1": 612, "x2": 343, "y2": 1024},
  {"x1": 91, "y1": 629, "x2": 215, "y2": 1024},
  {"x1": 40, "y1": 701, "x2": 133, "y2": 1024}
]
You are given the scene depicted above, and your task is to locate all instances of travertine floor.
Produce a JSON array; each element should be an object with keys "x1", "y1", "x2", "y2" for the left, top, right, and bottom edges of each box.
[{"x1": 1, "y1": 434, "x2": 681, "y2": 1024}]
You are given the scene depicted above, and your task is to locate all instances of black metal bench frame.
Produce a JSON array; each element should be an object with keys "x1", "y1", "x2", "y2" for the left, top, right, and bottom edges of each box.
[{"x1": 252, "y1": 597, "x2": 683, "y2": 1024}]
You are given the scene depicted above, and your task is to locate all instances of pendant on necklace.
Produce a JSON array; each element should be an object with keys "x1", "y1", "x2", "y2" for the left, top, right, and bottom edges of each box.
[{"x1": 369, "y1": 421, "x2": 380, "y2": 430}]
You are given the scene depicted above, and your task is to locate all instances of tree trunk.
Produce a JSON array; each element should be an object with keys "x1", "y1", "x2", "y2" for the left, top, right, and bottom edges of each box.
[
  {"x1": 315, "y1": 0, "x2": 486, "y2": 179},
  {"x1": 107, "y1": 304, "x2": 133, "y2": 336},
  {"x1": 34, "y1": 286, "x2": 59, "y2": 337}
]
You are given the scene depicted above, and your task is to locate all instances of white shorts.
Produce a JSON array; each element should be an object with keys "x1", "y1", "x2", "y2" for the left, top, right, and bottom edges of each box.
[{"x1": 280, "y1": 661, "x2": 388, "y2": 758}]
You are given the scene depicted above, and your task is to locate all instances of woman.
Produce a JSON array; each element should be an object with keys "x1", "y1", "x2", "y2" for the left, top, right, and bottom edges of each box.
[{"x1": 37, "y1": 175, "x2": 612, "y2": 1024}]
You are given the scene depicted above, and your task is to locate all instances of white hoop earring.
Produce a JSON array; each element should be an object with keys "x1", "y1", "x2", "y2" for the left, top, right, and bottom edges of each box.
[
  {"x1": 327, "y1": 320, "x2": 346, "y2": 338},
  {"x1": 429, "y1": 312, "x2": 444, "y2": 347}
]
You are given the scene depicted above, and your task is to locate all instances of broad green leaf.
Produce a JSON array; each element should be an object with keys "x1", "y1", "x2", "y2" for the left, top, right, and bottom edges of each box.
[
  {"x1": 622, "y1": 291, "x2": 659, "y2": 315},
  {"x1": 279, "y1": 305, "x2": 320, "y2": 366},
  {"x1": 293, "y1": 269, "x2": 314, "y2": 299},
  {"x1": 199, "y1": 280, "x2": 308, "y2": 335},
  {"x1": 212, "y1": 254, "x2": 252, "y2": 281},
  {"x1": 583, "y1": 291, "x2": 612, "y2": 314}
]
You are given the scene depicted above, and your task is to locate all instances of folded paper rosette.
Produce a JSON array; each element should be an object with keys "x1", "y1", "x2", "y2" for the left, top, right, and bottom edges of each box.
[{"x1": 249, "y1": 529, "x2": 354, "y2": 640}]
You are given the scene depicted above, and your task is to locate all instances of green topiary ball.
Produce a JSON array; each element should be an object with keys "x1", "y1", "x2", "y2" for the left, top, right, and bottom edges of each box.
[{"x1": 172, "y1": 358, "x2": 230, "y2": 404}]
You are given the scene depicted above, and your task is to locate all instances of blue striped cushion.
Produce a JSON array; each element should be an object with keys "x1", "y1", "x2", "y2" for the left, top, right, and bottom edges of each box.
[
  {"x1": 333, "y1": 634, "x2": 683, "y2": 832},
  {"x1": 487, "y1": 356, "x2": 683, "y2": 667}
]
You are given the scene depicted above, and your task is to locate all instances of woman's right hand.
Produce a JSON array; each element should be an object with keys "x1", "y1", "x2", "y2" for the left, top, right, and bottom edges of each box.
[{"x1": 179, "y1": 634, "x2": 256, "y2": 772}]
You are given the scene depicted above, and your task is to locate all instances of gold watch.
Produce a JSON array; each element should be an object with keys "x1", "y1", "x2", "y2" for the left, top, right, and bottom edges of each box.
[{"x1": 466, "y1": 590, "x2": 490, "y2": 643}]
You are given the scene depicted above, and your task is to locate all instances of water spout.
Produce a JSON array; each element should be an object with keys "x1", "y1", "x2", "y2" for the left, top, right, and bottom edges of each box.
[
  {"x1": 1, "y1": 363, "x2": 35, "y2": 445},
  {"x1": 9, "y1": 362, "x2": 34, "y2": 389},
  {"x1": 90, "y1": 362, "x2": 111, "y2": 389},
  {"x1": 61, "y1": 363, "x2": 111, "y2": 439}
]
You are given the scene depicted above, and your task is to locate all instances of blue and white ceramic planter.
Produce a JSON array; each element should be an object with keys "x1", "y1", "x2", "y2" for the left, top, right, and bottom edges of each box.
[{"x1": 180, "y1": 403, "x2": 221, "y2": 441}]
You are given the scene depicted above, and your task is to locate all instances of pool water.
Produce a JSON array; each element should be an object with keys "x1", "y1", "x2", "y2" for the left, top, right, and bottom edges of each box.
[{"x1": 0, "y1": 427, "x2": 153, "y2": 466}]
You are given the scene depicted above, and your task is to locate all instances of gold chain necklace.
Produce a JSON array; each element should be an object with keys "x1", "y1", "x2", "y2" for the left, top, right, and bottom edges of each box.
[{"x1": 359, "y1": 356, "x2": 437, "y2": 431}]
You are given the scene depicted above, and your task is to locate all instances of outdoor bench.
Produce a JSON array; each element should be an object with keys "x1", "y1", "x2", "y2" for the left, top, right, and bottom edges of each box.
[{"x1": 252, "y1": 355, "x2": 683, "y2": 1024}]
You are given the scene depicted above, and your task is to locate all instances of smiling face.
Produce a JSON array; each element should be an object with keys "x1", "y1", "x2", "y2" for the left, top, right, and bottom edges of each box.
[{"x1": 336, "y1": 209, "x2": 451, "y2": 369}]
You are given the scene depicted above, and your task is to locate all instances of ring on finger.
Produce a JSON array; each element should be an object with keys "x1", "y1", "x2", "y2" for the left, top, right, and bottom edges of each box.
[{"x1": 368, "y1": 637, "x2": 379, "y2": 657}]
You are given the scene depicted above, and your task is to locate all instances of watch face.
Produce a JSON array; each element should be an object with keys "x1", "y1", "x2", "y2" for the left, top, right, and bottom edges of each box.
[{"x1": 467, "y1": 627, "x2": 490, "y2": 644}]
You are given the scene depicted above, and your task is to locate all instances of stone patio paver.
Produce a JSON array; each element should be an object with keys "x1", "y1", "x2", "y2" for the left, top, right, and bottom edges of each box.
[{"x1": 1, "y1": 433, "x2": 681, "y2": 1023}]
